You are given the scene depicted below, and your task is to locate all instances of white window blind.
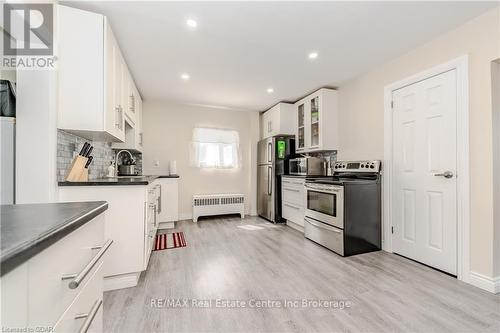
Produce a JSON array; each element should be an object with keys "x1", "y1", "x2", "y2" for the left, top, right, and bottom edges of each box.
[{"x1": 192, "y1": 128, "x2": 240, "y2": 169}]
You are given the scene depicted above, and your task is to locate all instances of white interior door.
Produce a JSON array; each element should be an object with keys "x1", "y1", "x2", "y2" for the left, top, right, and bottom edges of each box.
[{"x1": 392, "y1": 69, "x2": 457, "y2": 275}]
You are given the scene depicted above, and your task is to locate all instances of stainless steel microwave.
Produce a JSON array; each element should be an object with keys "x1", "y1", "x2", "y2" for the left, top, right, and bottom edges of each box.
[{"x1": 289, "y1": 157, "x2": 325, "y2": 176}]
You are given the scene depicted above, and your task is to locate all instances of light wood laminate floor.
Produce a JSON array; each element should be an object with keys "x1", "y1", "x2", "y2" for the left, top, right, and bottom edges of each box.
[{"x1": 104, "y1": 216, "x2": 500, "y2": 333}]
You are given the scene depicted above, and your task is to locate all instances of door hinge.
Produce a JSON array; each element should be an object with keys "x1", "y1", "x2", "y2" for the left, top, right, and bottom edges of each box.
[{"x1": 391, "y1": 226, "x2": 394, "y2": 234}]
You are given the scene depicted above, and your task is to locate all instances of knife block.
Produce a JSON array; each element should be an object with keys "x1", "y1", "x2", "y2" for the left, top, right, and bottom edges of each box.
[{"x1": 65, "y1": 155, "x2": 89, "y2": 182}]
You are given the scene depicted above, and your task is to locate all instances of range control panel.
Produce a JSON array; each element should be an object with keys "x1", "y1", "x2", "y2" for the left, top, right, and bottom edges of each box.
[{"x1": 334, "y1": 160, "x2": 381, "y2": 173}]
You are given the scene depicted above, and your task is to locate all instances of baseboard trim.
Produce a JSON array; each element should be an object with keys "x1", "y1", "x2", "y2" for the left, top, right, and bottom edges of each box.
[
  {"x1": 468, "y1": 271, "x2": 500, "y2": 294},
  {"x1": 158, "y1": 221, "x2": 175, "y2": 230},
  {"x1": 286, "y1": 221, "x2": 304, "y2": 233},
  {"x1": 104, "y1": 272, "x2": 140, "y2": 291},
  {"x1": 179, "y1": 213, "x2": 193, "y2": 221},
  {"x1": 179, "y1": 211, "x2": 252, "y2": 222}
]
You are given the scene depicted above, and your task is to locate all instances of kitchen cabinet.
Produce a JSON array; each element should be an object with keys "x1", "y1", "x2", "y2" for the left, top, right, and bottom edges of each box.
[
  {"x1": 144, "y1": 182, "x2": 160, "y2": 268},
  {"x1": 1, "y1": 214, "x2": 106, "y2": 331},
  {"x1": 112, "y1": 83, "x2": 143, "y2": 152},
  {"x1": 135, "y1": 86, "x2": 144, "y2": 151},
  {"x1": 58, "y1": 180, "x2": 161, "y2": 291},
  {"x1": 294, "y1": 88, "x2": 339, "y2": 152},
  {"x1": 122, "y1": 72, "x2": 136, "y2": 127},
  {"x1": 58, "y1": 5, "x2": 140, "y2": 143},
  {"x1": 157, "y1": 177, "x2": 179, "y2": 227},
  {"x1": 260, "y1": 103, "x2": 295, "y2": 139},
  {"x1": 281, "y1": 177, "x2": 305, "y2": 232}
]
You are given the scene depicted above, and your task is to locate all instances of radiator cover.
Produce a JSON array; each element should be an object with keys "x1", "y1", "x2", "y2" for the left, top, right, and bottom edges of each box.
[{"x1": 192, "y1": 194, "x2": 245, "y2": 222}]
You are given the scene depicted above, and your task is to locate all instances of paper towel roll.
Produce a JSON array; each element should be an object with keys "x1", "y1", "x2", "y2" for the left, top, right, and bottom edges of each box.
[{"x1": 169, "y1": 160, "x2": 177, "y2": 175}]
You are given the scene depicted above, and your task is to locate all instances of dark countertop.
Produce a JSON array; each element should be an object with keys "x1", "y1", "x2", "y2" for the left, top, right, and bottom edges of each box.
[
  {"x1": 58, "y1": 174, "x2": 180, "y2": 186},
  {"x1": 1, "y1": 201, "x2": 108, "y2": 276}
]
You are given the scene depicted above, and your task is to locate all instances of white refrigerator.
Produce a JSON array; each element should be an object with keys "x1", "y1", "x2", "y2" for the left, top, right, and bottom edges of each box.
[{"x1": 1, "y1": 117, "x2": 15, "y2": 204}]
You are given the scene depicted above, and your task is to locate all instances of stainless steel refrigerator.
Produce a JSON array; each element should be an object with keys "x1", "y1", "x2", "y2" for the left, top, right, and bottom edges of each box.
[{"x1": 257, "y1": 135, "x2": 295, "y2": 223}]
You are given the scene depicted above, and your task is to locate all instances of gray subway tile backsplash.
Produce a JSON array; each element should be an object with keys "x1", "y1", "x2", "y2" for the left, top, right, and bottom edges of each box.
[{"x1": 57, "y1": 130, "x2": 142, "y2": 181}]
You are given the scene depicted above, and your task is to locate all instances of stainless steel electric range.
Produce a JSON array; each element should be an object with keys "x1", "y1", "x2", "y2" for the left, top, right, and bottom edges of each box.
[{"x1": 304, "y1": 160, "x2": 382, "y2": 256}]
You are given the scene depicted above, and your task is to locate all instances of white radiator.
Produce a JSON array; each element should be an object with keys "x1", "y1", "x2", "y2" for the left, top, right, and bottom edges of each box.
[{"x1": 192, "y1": 194, "x2": 245, "y2": 222}]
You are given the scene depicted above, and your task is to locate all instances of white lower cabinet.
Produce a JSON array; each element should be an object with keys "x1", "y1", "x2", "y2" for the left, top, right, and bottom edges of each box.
[
  {"x1": 53, "y1": 262, "x2": 104, "y2": 333},
  {"x1": 28, "y1": 215, "x2": 105, "y2": 326},
  {"x1": 281, "y1": 177, "x2": 306, "y2": 231},
  {"x1": 157, "y1": 178, "x2": 179, "y2": 225},
  {"x1": 0, "y1": 214, "x2": 106, "y2": 332},
  {"x1": 59, "y1": 180, "x2": 162, "y2": 291}
]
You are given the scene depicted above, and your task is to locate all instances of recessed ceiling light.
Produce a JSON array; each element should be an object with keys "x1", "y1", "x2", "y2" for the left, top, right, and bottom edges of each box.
[
  {"x1": 181, "y1": 73, "x2": 190, "y2": 80},
  {"x1": 186, "y1": 19, "x2": 198, "y2": 29},
  {"x1": 308, "y1": 52, "x2": 318, "y2": 60},
  {"x1": 267, "y1": 88, "x2": 274, "y2": 93}
]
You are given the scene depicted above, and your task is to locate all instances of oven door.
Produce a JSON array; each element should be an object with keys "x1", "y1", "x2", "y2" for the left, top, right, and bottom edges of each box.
[{"x1": 305, "y1": 183, "x2": 344, "y2": 229}]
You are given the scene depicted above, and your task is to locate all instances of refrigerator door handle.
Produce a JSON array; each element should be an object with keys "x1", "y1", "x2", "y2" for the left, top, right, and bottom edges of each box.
[
  {"x1": 267, "y1": 142, "x2": 272, "y2": 163},
  {"x1": 267, "y1": 166, "x2": 272, "y2": 195}
]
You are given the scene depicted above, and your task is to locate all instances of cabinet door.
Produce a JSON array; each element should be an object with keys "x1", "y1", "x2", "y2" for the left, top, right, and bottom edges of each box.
[
  {"x1": 270, "y1": 107, "x2": 280, "y2": 136},
  {"x1": 261, "y1": 111, "x2": 270, "y2": 139},
  {"x1": 114, "y1": 52, "x2": 126, "y2": 141},
  {"x1": 135, "y1": 90, "x2": 144, "y2": 151},
  {"x1": 58, "y1": 6, "x2": 105, "y2": 134},
  {"x1": 310, "y1": 95, "x2": 320, "y2": 148},
  {"x1": 135, "y1": 89, "x2": 143, "y2": 151},
  {"x1": 122, "y1": 71, "x2": 136, "y2": 127},
  {"x1": 296, "y1": 102, "x2": 305, "y2": 150},
  {"x1": 104, "y1": 21, "x2": 119, "y2": 139}
]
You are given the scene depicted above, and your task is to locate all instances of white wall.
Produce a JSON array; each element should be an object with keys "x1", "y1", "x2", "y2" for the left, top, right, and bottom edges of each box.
[
  {"x1": 142, "y1": 101, "x2": 260, "y2": 218},
  {"x1": 337, "y1": 9, "x2": 500, "y2": 279},
  {"x1": 492, "y1": 61, "x2": 500, "y2": 278}
]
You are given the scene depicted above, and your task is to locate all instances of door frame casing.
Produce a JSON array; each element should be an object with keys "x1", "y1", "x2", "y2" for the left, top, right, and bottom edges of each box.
[{"x1": 383, "y1": 55, "x2": 470, "y2": 282}]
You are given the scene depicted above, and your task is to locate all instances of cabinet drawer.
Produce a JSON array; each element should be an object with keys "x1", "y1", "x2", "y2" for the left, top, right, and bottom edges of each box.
[
  {"x1": 282, "y1": 178, "x2": 305, "y2": 186},
  {"x1": 53, "y1": 262, "x2": 103, "y2": 333},
  {"x1": 304, "y1": 218, "x2": 344, "y2": 256},
  {"x1": 282, "y1": 202, "x2": 304, "y2": 226},
  {"x1": 28, "y1": 215, "x2": 105, "y2": 327},
  {"x1": 282, "y1": 186, "x2": 304, "y2": 207}
]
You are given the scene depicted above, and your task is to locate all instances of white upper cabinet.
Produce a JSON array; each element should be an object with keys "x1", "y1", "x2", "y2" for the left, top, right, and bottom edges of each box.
[
  {"x1": 260, "y1": 103, "x2": 295, "y2": 139},
  {"x1": 112, "y1": 84, "x2": 143, "y2": 152},
  {"x1": 58, "y1": 5, "x2": 142, "y2": 143},
  {"x1": 295, "y1": 88, "x2": 339, "y2": 152}
]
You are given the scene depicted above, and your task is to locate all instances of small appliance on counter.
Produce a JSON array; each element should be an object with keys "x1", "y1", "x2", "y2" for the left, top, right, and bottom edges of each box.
[
  {"x1": 115, "y1": 149, "x2": 137, "y2": 176},
  {"x1": 118, "y1": 160, "x2": 136, "y2": 176},
  {"x1": 257, "y1": 135, "x2": 295, "y2": 223},
  {"x1": 304, "y1": 160, "x2": 382, "y2": 257},
  {"x1": 169, "y1": 160, "x2": 177, "y2": 175},
  {"x1": 289, "y1": 156, "x2": 325, "y2": 176}
]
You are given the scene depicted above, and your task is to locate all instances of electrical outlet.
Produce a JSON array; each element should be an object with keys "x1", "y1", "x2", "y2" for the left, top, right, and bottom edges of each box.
[{"x1": 154, "y1": 160, "x2": 160, "y2": 167}]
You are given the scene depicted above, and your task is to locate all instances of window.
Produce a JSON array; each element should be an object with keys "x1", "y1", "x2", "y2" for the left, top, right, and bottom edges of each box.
[{"x1": 192, "y1": 128, "x2": 240, "y2": 169}]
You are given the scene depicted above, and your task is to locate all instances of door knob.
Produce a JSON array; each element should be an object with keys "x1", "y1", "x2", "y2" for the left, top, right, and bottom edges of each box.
[{"x1": 434, "y1": 171, "x2": 454, "y2": 179}]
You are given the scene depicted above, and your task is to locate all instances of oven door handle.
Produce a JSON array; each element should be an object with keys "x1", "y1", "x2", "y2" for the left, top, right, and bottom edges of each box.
[
  {"x1": 305, "y1": 184, "x2": 342, "y2": 192},
  {"x1": 304, "y1": 217, "x2": 342, "y2": 233}
]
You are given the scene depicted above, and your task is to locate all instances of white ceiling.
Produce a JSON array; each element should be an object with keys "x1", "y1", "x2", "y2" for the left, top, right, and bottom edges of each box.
[{"x1": 63, "y1": 1, "x2": 497, "y2": 111}]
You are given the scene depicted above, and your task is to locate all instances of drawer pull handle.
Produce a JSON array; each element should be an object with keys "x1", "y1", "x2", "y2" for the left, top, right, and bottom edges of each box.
[
  {"x1": 284, "y1": 203, "x2": 300, "y2": 210},
  {"x1": 305, "y1": 217, "x2": 341, "y2": 233},
  {"x1": 62, "y1": 239, "x2": 113, "y2": 289},
  {"x1": 75, "y1": 299, "x2": 102, "y2": 333}
]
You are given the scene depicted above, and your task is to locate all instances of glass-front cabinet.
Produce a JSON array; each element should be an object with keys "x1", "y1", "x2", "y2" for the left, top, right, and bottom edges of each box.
[
  {"x1": 297, "y1": 103, "x2": 305, "y2": 150},
  {"x1": 294, "y1": 88, "x2": 339, "y2": 152},
  {"x1": 310, "y1": 96, "x2": 319, "y2": 147}
]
